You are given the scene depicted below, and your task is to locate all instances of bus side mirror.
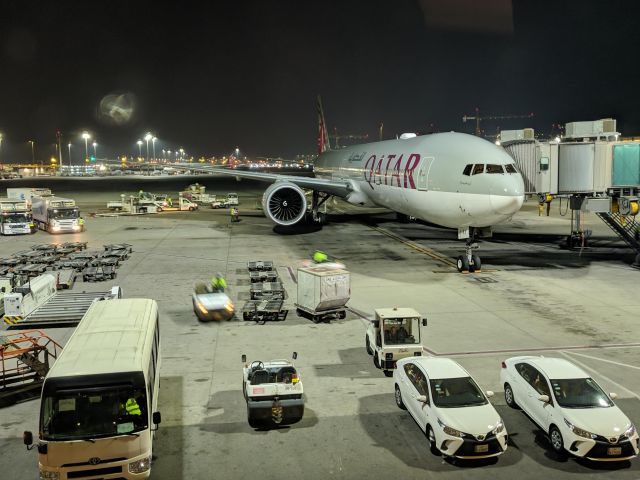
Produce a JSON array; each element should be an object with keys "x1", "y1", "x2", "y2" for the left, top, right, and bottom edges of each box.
[
  {"x1": 23, "y1": 431, "x2": 33, "y2": 447},
  {"x1": 422, "y1": 318, "x2": 427, "y2": 327},
  {"x1": 292, "y1": 352, "x2": 298, "y2": 360},
  {"x1": 241, "y1": 354, "x2": 246, "y2": 364},
  {"x1": 153, "y1": 411, "x2": 162, "y2": 425}
]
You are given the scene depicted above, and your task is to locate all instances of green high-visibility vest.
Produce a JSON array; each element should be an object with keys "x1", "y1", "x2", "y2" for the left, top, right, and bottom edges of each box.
[
  {"x1": 313, "y1": 251, "x2": 328, "y2": 263},
  {"x1": 126, "y1": 398, "x2": 141, "y2": 416}
]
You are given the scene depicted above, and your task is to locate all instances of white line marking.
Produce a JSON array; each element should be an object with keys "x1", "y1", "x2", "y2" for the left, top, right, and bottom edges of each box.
[
  {"x1": 563, "y1": 351, "x2": 640, "y2": 371},
  {"x1": 560, "y1": 351, "x2": 640, "y2": 400}
]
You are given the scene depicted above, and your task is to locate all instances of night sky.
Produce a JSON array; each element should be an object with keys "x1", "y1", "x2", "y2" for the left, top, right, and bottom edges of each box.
[{"x1": 1, "y1": 0, "x2": 639, "y2": 164}]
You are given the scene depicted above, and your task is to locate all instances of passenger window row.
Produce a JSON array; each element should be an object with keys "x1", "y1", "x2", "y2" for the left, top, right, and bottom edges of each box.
[{"x1": 462, "y1": 163, "x2": 518, "y2": 176}]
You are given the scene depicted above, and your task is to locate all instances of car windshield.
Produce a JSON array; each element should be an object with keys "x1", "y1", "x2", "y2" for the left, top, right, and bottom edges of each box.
[
  {"x1": 50, "y1": 208, "x2": 78, "y2": 220},
  {"x1": 550, "y1": 378, "x2": 613, "y2": 408},
  {"x1": 383, "y1": 317, "x2": 419, "y2": 345},
  {"x1": 1, "y1": 213, "x2": 30, "y2": 223},
  {"x1": 41, "y1": 386, "x2": 148, "y2": 441},
  {"x1": 429, "y1": 377, "x2": 488, "y2": 408}
]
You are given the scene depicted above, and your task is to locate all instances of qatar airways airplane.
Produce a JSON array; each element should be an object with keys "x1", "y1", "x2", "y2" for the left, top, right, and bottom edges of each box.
[{"x1": 180, "y1": 103, "x2": 525, "y2": 272}]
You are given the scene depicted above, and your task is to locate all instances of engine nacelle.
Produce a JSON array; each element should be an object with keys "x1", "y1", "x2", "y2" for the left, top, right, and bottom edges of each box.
[{"x1": 262, "y1": 182, "x2": 307, "y2": 226}]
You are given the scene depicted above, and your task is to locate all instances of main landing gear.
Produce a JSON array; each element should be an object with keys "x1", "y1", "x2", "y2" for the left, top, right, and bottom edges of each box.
[
  {"x1": 309, "y1": 191, "x2": 331, "y2": 226},
  {"x1": 456, "y1": 227, "x2": 483, "y2": 273}
]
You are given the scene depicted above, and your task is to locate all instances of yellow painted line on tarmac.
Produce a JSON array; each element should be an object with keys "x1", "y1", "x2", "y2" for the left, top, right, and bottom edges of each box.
[{"x1": 368, "y1": 225, "x2": 458, "y2": 268}]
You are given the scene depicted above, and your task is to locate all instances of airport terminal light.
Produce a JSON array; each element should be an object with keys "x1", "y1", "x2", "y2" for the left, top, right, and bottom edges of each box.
[
  {"x1": 81, "y1": 131, "x2": 91, "y2": 162},
  {"x1": 28, "y1": 140, "x2": 36, "y2": 165},
  {"x1": 179, "y1": 148, "x2": 184, "y2": 160},
  {"x1": 152, "y1": 136, "x2": 157, "y2": 161},
  {"x1": 137, "y1": 139, "x2": 143, "y2": 159},
  {"x1": 162, "y1": 149, "x2": 166, "y2": 160},
  {"x1": 144, "y1": 132, "x2": 153, "y2": 161},
  {"x1": 93, "y1": 142, "x2": 97, "y2": 159},
  {"x1": 0, "y1": 133, "x2": 3, "y2": 167},
  {"x1": 68, "y1": 143, "x2": 72, "y2": 166}
]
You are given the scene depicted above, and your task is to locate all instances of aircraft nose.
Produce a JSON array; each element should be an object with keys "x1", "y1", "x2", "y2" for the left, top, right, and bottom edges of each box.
[{"x1": 490, "y1": 176, "x2": 525, "y2": 215}]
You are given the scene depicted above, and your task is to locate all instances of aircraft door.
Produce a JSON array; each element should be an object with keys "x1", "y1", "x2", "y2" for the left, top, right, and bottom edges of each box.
[{"x1": 416, "y1": 157, "x2": 434, "y2": 191}]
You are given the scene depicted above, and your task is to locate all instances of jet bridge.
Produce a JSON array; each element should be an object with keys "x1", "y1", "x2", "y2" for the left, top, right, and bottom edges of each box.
[{"x1": 501, "y1": 120, "x2": 640, "y2": 267}]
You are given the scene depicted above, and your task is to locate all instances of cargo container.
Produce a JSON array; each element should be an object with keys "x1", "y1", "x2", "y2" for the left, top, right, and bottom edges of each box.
[{"x1": 295, "y1": 265, "x2": 350, "y2": 323}]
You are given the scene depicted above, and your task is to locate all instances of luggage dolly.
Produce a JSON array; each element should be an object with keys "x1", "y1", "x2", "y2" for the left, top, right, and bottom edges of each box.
[
  {"x1": 295, "y1": 304, "x2": 347, "y2": 324},
  {"x1": 249, "y1": 270, "x2": 278, "y2": 283},
  {"x1": 247, "y1": 260, "x2": 274, "y2": 272},
  {"x1": 250, "y1": 281, "x2": 284, "y2": 300},
  {"x1": 82, "y1": 265, "x2": 116, "y2": 282},
  {"x1": 242, "y1": 299, "x2": 288, "y2": 324}
]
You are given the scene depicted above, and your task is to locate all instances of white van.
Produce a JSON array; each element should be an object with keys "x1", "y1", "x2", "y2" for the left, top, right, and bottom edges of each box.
[{"x1": 24, "y1": 298, "x2": 161, "y2": 479}]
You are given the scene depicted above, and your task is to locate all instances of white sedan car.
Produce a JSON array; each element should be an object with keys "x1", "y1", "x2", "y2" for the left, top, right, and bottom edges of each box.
[
  {"x1": 500, "y1": 356, "x2": 639, "y2": 461},
  {"x1": 394, "y1": 357, "x2": 508, "y2": 459}
]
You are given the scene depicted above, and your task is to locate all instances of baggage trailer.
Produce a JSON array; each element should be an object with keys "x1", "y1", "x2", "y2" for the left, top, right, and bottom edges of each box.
[
  {"x1": 250, "y1": 281, "x2": 284, "y2": 300},
  {"x1": 249, "y1": 270, "x2": 279, "y2": 283},
  {"x1": 247, "y1": 260, "x2": 274, "y2": 271},
  {"x1": 242, "y1": 299, "x2": 288, "y2": 324},
  {"x1": 295, "y1": 265, "x2": 350, "y2": 323},
  {"x1": 5, "y1": 286, "x2": 122, "y2": 330},
  {"x1": 82, "y1": 265, "x2": 116, "y2": 282}
]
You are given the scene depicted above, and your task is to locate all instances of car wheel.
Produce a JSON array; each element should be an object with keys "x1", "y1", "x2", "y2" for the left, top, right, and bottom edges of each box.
[
  {"x1": 504, "y1": 383, "x2": 518, "y2": 409},
  {"x1": 383, "y1": 370, "x2": 393, "y2": 377},
  {"x1": 365, "y1": 336, "x2": 373, "y2": 355},
  {"x1": 549, "y1": 425, "x2": 565, "y2": 455},
  {"x1": 394, "y1": 385, "x2": 406, "y2": 410},
  {"x1": 427, "y1": 426, "x2": 440, "y2": 456}
]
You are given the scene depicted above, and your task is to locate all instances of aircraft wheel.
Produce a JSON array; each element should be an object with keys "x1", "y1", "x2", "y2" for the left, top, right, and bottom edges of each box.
[
  {"x1": 456, "y1": 255, "x2": 469, "y2": 272},
  {"x1": 471, "y1": 255, "x2": 481, "y2": 272}
]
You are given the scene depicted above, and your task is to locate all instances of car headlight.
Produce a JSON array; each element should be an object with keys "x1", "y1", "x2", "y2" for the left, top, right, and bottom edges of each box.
[
  {"x1": 564, "y1": 419, "x2": 597, "y2": 439},
  {"x1": 196, "y1": 302, "x2": 208, "y2": 315},
  {"x1": 39, "y1": 470, "x2": 60, "y2": 480},
  {"x1": 224, "y1": 302, "x2": 234, "y2": 312},
  {"x1": 438, "y1": 418, "x2": 465, "y2": 438},
  {"x1": 492, "y1": 418, "x2": 505, "y2": 435},
  {"x1": 624, "y1": 424, "x2": 636, "y2": 438},
  {"x1": 128, "y1": 456, "x2": 151, "y2": 474}
]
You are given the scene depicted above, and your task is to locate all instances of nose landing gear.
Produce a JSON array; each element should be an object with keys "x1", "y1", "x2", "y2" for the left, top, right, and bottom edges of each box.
[{"x1": 456, "y1": 228, "x2": 483, "y2": 273}]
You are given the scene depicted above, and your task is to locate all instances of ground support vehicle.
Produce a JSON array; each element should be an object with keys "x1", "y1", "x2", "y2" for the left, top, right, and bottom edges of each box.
[
  {"x1": 394, "y1": 357, "x2": 508, "y2": 459},
  {"x1": 242, "y1": 299, "x2": 288, "y2": 324},
  {"x1": 247, "y1": 260, "x2": 273, "y2": 271},
  {"x1": 192, "y1": 283, "x2": 235, "y2": 321},
  {"x1": 365, "y1": 307, "x2": 427, "y2": 377},
  {"x1": 295, "y1": 265, "x2": 349, "y2": 323},
  {"x1": 242, "y1": 352, "x2": 303, "y2": 428},
  {"x1": 227, "y1": 193, "x2": 239, "y2": 205},
  {"x1": 156, "y1": 196, "x2": 198, "y2": 212},
  {"x1": 3, "y1": 274, "x2": 57, "y2": 326},
  {"x1": 250, "y1": 281, "x2": 284, "y2": 300},
  {"x1": 31, "y1": 196, "x2": 81, "y2": 233},
  {"x1": 6, "y1": 286, "x2": 122, "y2": 330},
  {"x1": 249, "y1": 270, "x2": 278, "y2": 283},
  {"x1": 107, "y1": 195, "x2": 160, "y2": 214},
  {"x1": 0, "y1": 330, "x2": 62, "y2": 407},
  {"x1": 54, "y1": 269, "x2": 77, "y2": 289},
  {"x1": 210, "y1": 199, "x2": 230, "y2": 209},
  {"x1": 82, "y1": 265, "x2": 117, "y2": 282},
  {"x1": 0, "y1": 198, "x2": 35, "y2": 235},
  {"x1": 500, "y1": 356, "x2": 639, "y2": 461}
]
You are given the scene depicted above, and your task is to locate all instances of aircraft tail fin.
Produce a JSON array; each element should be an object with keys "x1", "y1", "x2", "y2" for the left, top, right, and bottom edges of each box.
[{"x1": 317, "y1": 95, "x2": 330, "y2": 154}]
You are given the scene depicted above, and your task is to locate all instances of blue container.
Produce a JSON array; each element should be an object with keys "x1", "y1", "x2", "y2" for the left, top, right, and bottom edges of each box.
[{"x1": 612, "y1": 144, "x2": 640, "y2": 186}]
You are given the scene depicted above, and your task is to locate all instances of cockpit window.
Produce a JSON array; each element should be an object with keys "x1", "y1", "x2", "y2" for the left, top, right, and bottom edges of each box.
[
  {"x1": 472, "y1": 164, "x2": 484, "y2": 175},
  {"x1": 462, "y1": 164, "x2": 472, "y2": 176},
  {"x1": 505, "y1": 164, "x2": 517, "y2": 174},
  {"x1": 486, "y1": 164, "x2": 504, "y2": 174}
]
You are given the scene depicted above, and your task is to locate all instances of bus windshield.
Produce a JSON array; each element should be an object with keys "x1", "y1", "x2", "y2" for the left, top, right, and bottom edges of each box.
[
  {"x1": 1, "y1": 213, "x2": 30, "y2": 223},
  {"x1": 41, "y1": 386, "x2": 148, "y2": 441},
  {"x1": 49, "y1": 208, "x2": 79, "y2": 220}
]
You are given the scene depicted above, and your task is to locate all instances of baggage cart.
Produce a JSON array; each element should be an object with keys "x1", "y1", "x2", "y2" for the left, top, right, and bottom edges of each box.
[
  {"x1": 247, "y1": 260, "x2": 274, "y2": 272},
  {"x1": 242, "y1": 299, "x2": 288, "y2": 324},
  {"x1": 250, "y1": 281, "x2": 284, "y2": 300}
]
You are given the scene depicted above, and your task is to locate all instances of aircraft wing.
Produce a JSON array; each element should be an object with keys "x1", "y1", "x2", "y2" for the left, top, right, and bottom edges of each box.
[{"x1": 174, "y1": 163, "x2": 352, "y2": 198}]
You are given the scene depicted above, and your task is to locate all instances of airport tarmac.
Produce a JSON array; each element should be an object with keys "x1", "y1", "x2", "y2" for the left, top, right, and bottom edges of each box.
[{"x1": 1, "y1": 176, "x2": 639, "y2": 479}]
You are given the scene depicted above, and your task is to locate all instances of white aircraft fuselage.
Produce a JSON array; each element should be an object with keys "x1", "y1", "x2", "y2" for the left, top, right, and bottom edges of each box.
[{"x1": 313, "y1": 132, "x2": 525, "y2": 229}]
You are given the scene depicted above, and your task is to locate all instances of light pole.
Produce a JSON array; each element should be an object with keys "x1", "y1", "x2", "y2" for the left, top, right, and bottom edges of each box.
[
  {"x1": 137, "y1": 140, "x2": 143, "y2": 160},
  {"x1": 81, "y1": 131, "x2": 90, "y2": 162},
  {"x1": 152, "y1": 136, "x2": 157, "y2": 161},
  {"x1": 92, "y1": 142, "x2": 97, "y2": 159},
  {"x1": 179, "y1": 148, "x2": 184, "y2": 161},
  {"x1": 0, "y1": 133, "x2": 3, "y2": 169},
  {"x1": 28, "y1": 140, "x2": 36, "y2": 165},
  {"x1": 167, "y1": 150, "x2": 172, "y2": 162},
  {"x1": 68, "y1": 143, "x2": 72, "y2": 167},
  {"x1": 144, "y1": 132, "x2": 152, "y2": 162}
]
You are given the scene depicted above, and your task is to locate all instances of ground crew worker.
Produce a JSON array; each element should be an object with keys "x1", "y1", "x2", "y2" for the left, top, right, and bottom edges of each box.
[
  {"x1": 139, "y1": 189, "x2": 143, "y2": 196},
  {"x1": 120, "y1": 396, "x2": 141, "y2": 416},
  {"x1": 211, "y1": 272, "x2": 227, "y2": 292},
  {"x1": 312, "y1": 250, "x2": 328, "y2": 263},
  {"x1": 78, "y1": 216, "x2": 85, "y2": 231},
  {"x1": 167, "y1": 197, "x2": 173, "y2": 207}
]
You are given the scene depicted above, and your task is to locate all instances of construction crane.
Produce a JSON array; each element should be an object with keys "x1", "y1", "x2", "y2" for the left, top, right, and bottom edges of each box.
[
  {"x1": 330, "y1": 127, "x2": 369, "y2": 149},
  {"x1": 462, "y1": 108, "x2": 534, "y2": 136}
]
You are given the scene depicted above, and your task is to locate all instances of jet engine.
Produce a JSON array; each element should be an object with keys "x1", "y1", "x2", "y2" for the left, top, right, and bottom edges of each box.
[{"x1": 262, "y1": 182, "x2": 307, "y2": 226}]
